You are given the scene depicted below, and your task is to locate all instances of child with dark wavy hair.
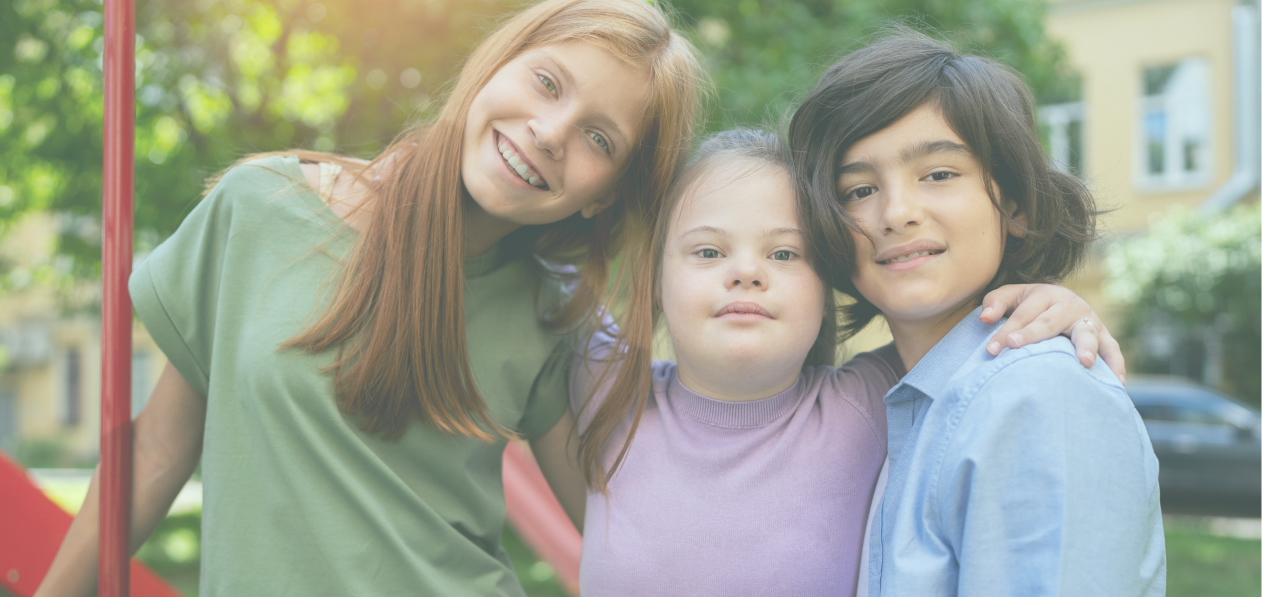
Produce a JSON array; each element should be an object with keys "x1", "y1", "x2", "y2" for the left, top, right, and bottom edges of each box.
[{"x1": 789, "y1": 29, "x2": 1165, "y2": 596}]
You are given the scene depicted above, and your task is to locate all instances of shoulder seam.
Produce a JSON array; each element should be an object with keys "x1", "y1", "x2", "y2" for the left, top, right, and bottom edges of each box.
[
  {"x1": 927, "y1": 347, "x2": 1121, "y2": 532},
  {"x1": 826, "y1": 355, "x2": 899, "y2": 450}
]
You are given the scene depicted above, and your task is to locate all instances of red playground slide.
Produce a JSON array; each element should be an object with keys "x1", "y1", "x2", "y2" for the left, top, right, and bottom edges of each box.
[{"x1": 0, "y1": 451, "x2": 179, "y2": 597}]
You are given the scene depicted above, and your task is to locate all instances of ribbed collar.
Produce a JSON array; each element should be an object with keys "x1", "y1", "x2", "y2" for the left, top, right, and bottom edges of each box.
[{"x1": 669, "y1": 371, "x2": 804, "y2": 429}]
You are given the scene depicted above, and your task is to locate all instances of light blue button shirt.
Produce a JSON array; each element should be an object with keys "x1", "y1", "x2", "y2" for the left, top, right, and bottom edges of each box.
[{"x1": 868, "y1": 307, "x2": 1166, "y2": 596}]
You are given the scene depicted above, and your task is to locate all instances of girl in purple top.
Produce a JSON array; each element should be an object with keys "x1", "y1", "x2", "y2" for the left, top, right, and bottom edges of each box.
[{"x1": 565, "y1": 130, "x2": 1124, "y2": 596}]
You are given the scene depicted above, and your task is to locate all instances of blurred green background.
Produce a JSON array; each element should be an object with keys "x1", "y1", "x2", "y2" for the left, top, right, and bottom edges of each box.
[
  {"x1": 0, "y1": 0, "x2": 1077, "y2": 279},
  {"x1": 2, "y1": 0, "x2": 1258, "y2": 595}
]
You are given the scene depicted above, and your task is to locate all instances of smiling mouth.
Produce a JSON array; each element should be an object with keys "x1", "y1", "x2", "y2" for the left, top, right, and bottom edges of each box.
[
  {"x1": 877, "y1": 250, "x2": 944, "y2": 265},
  {"x1": 496, "y1": 133, "x2": 549, "y2": 190}
]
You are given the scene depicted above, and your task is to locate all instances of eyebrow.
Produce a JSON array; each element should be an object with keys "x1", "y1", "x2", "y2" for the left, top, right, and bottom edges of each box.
[
  {"x1": 538, "y1": 49, "x2": 631, "y2": 150},
  {"x1": 837, "y1": 140, "x2": 974, "y2": 177},
  {"x1": 677, "y1": 225, "x2": 805, "y2": 239}
]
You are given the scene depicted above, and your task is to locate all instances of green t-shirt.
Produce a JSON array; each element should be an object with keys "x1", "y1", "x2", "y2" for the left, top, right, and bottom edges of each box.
[{"x1": 129, "y1": 155, "x2": 571, "y2": 596}]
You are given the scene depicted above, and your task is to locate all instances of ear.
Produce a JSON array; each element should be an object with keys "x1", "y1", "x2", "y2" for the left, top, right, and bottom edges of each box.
[
  {"x1": 581, "y1": 193, "x2": 617, "y2": 219},
  {"x1": 1000, "y1": 194, "x2": 1028, "y2": 239}
]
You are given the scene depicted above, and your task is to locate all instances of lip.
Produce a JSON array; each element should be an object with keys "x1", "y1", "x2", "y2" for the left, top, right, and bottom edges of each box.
[
  {"x1": 494, "y1": 131, "x2": 549, "y2": 190},
  {"x1": 714, "y1": 301, "x2": 774, "y2": 319},
  {"x1": 873, "y1": 239, "x2": 946, "y2": 264}
]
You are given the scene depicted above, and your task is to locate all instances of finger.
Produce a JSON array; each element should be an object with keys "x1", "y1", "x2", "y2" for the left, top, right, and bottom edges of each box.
[
  {"x1": 1096, "y1": 328, "x2": 1127, "y2": 384},
  {"x1": 979, "y1": 284, "x2": 1035, "y2": 323},
  {"x1": 1069, "y1": 318, "x2": 1101, "y2": 369},
  {"x1": 987, "y1": 303, "x2": 1064, "y2": 356}
]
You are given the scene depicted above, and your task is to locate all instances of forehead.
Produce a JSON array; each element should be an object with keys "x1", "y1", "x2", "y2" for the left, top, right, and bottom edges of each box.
[
  {"x1": 670, "y1": 162, "x2": 796, "y2": 232},
  {"x1": 840, "y1": 104, "x2": 969, "y2": 164}
]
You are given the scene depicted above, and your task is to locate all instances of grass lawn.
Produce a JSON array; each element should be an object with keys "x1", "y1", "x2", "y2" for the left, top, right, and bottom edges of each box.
[
  {"x1": 19, "y1": 476, "x2": 1261, "y2": 597},
  {"x1": 1165, "y1": 516, "x2": 1262, "y2": 597}
]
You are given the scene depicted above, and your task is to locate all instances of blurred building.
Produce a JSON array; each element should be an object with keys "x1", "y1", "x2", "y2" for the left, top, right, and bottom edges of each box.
[
  {"x1": 0, "y1": 214, "x2": 165, "y2": 463},
  {"x1": 1043, "y1": 0, "x2": 1260, "y2": 379}
]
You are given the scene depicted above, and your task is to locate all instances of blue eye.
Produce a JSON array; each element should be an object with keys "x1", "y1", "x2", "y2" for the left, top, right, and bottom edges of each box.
[
  {"x1": 698, "y1": 248, "x2": 720, "y2": 259},
  {"x1": 538, "y1": 74, "x2": 556, "y2": 95},
  {"x1": 772, "y1": 250, "x2": 795, "y2": 261},
  {"x1": 590, "y1": 132, "x2": 609, "y2": 152}
]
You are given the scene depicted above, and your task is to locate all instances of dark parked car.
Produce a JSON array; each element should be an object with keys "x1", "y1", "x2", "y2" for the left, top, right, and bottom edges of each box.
[{"x1": 1126, "y1": 376, "x2": 1261, "y2": 517}]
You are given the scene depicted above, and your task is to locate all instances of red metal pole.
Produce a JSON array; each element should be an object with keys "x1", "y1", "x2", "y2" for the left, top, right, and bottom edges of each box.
[{"x1": 101, "y1": 0, "x2": 135, "y2": 592}]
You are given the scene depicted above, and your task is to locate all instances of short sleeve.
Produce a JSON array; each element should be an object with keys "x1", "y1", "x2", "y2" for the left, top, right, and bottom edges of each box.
[
  {"x1": 130, "y1": 169, "x2": 246, "y2": 397},
  {"x1": 517, "y1": 338, "x2": 574, "y2": 440},
  {"x1": 823, "y1": 343, "x2": 903, "y2": 446}
]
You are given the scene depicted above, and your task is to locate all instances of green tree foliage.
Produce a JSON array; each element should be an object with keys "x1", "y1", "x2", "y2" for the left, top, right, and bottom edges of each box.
[
  {"x1": 671, "y1": 0, "x2": 1078, "y2": 130},
  {"x1": 0, "y1": 0, "x2": 1071, "y2": 279},
  {"x1": 1, "y1": 0, "x2": 529, "y2": 282},
  {"x1": 1105, "y1": 203, "x2": 1262, "y2": 406}
]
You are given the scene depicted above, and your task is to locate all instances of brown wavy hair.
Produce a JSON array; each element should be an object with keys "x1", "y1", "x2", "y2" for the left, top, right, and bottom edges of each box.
[
  {"x1": 578, "y1": 129, "x2": 838, "y2": 492},
  {"x1": 240, "y1": 0, "x2": 706, "y2": 442},
  {"x1": 788, "y1": 29, "x2": 1098, "y2": 341}
]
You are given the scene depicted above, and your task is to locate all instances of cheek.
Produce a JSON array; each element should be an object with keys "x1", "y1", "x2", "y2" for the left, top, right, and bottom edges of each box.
[
  {"x1": 848, "y1": 229, "x2": 877, "y2": 279},
  {"x1": 792, "y1": 273, "x2": 828, "y2": 324},
  {"x1": 657, "y1": 262, "x2": 692, "y2": 321}
]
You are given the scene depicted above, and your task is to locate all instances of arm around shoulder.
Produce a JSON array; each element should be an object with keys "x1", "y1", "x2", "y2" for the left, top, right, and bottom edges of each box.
[{"x1": 940, "y1": 353, "x2": 1165, "y2": 596}]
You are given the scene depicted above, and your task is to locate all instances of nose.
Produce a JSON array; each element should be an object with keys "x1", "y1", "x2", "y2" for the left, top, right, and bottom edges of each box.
[
  {"x1": 725, "y1": 254, "x2": 766, "y2": 290},
  {"x1": 528, "y1": 113, "x2": 566, "y2": 160},
  {"x1": 878, "y1": 180, "x2": 924, "y2": 234}
]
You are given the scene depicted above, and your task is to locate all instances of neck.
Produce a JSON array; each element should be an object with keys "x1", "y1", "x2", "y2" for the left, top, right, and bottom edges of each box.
[
  {"x1": 461, "y1": 197, "x2": 521, "y2": 257},
  {"x1": 675, "y1": 360, "x2": 801, "y2": 403},
  {"x1": 886, "y1": 297, "x2": 981, "y2": 373}
]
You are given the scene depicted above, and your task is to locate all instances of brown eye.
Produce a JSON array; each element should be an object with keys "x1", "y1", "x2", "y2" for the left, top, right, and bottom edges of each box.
[{"x1": 844, "y1": 185, "x2": 876, "y2": 201}]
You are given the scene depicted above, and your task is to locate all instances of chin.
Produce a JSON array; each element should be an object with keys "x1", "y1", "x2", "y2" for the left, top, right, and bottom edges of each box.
[{"x1": 878, "y1": 294, "x2": 976, "y2": 325}]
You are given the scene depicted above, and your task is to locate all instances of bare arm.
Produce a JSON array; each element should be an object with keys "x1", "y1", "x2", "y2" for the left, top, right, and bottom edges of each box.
[
  {"x1": 35, "y1": 362, "x2": 206, "y2": 597},
  {"x1": 529, "y1": 408, "x2": 587, "y2": 533}
]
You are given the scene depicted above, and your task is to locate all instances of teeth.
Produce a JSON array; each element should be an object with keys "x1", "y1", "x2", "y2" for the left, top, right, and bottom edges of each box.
[
  {"x1": 883, "y1": 250, "x2": 937, "y2": 264},
  {"x1": 497, "y1": 137, "x2": 545, "y2": 188}
]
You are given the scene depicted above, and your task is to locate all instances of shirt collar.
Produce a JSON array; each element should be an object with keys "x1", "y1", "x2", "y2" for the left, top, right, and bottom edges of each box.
[{"x1": 885, "y1": 305, "x2": 1004, "y2": 404}]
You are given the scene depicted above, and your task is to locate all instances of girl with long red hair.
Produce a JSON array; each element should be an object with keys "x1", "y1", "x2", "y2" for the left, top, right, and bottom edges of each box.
[{"x1": 39, "y1": 1, "x2": 703, "y2": 595}]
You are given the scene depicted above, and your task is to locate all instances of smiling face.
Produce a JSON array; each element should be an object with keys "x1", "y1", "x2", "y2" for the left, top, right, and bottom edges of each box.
[
  {"x1": 461, "y1": 40, "x2": 652, "y2": 228},
  {"x1": 659, "y1": 162, "x2": 827, "y2": 401},
  {"x1": 837, "y1": 103, "x2": 1022, "y2": 335}
]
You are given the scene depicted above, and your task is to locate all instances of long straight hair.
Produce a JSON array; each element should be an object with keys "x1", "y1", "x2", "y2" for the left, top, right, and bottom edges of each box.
[
  {"x1": 578, "y1": 129, "x2": 838, "y2": 491},
  {"x1": 268, "y1": 0, "x2": 705, "y2": 441}
]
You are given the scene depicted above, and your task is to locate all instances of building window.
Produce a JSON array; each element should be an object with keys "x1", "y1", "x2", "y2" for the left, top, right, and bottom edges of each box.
[
  {"x1": 1138, "y1": 57, "x2": 1212, "y2": 189},
  {"x1": 63, "y1": 348, "x2": 81, "y2": 427},
  {"x1": 1040, "y1": 102, "x2": 1085, "y2": 177}
]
